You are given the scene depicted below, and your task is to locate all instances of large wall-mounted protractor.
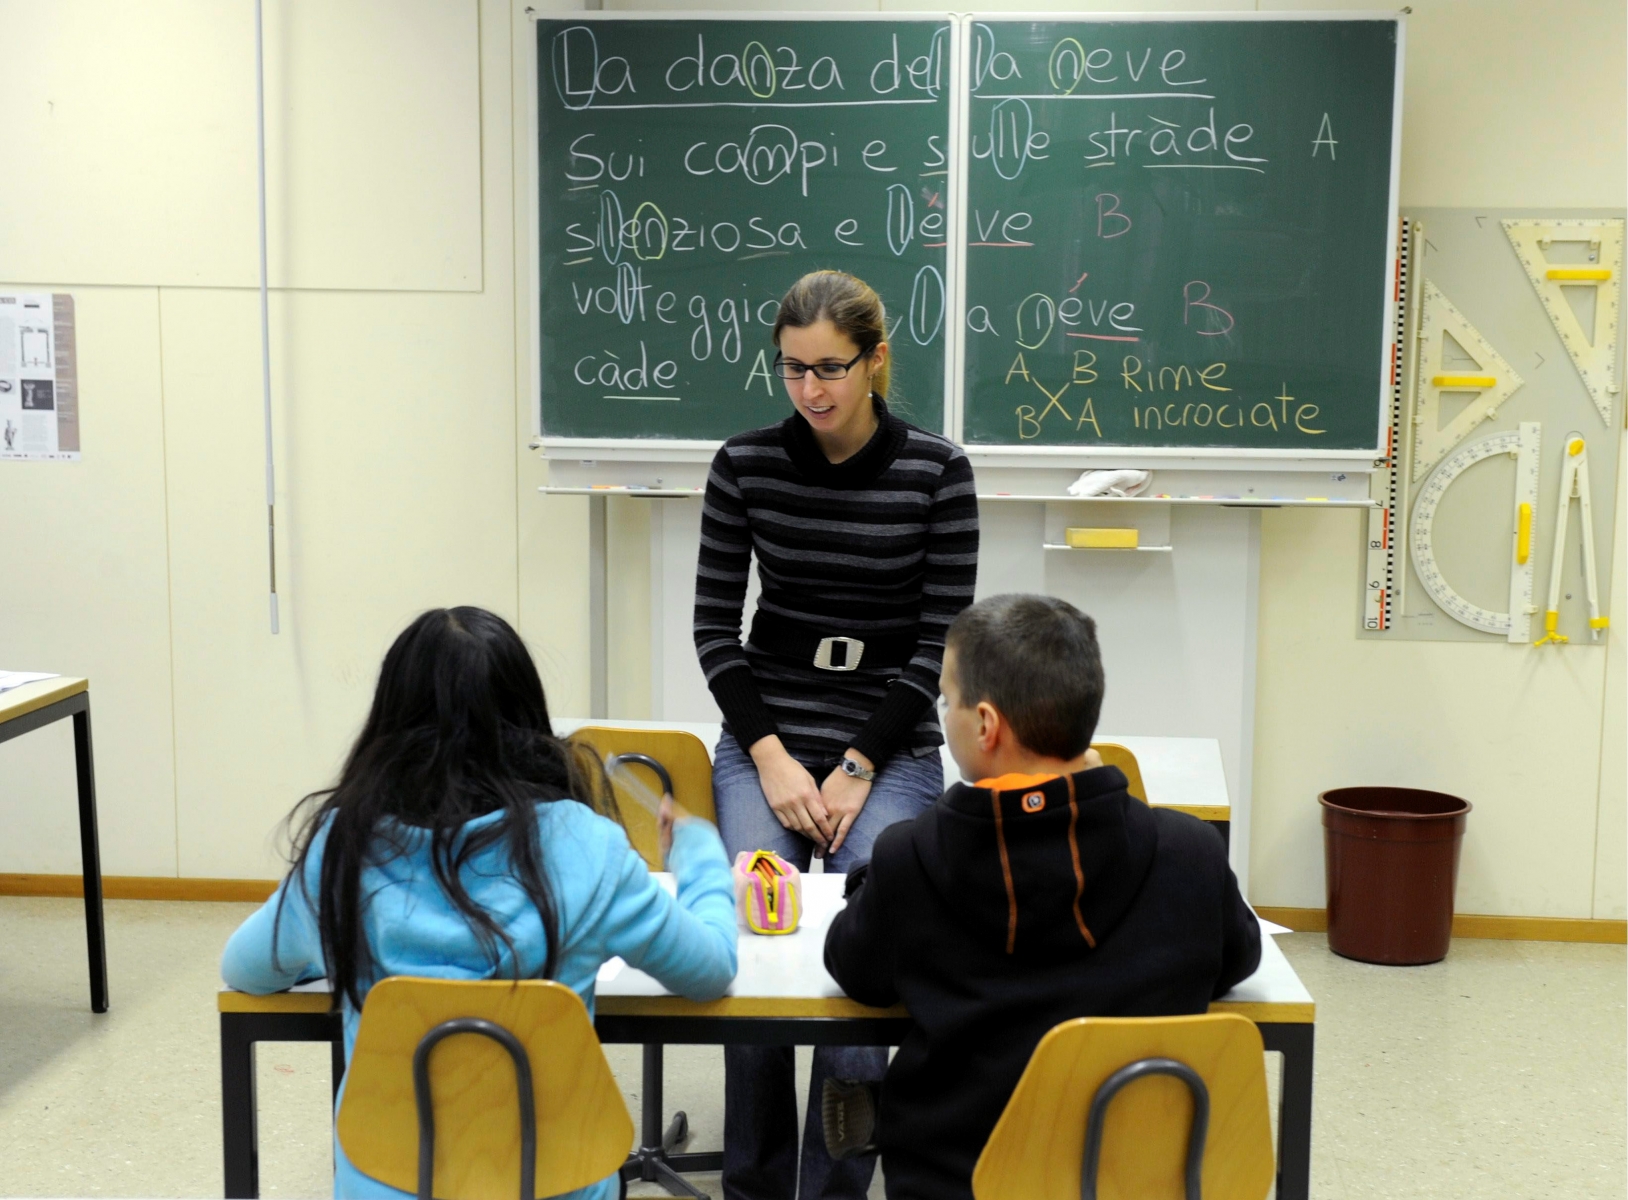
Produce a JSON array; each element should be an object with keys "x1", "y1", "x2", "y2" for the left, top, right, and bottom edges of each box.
[{"x1": 1409, "y1": 422, "x2": 1543, "y2": 642}]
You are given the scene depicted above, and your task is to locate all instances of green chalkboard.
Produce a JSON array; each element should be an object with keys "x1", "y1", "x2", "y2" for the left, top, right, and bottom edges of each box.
[
  {"x1": 537, "y1": 18, "x2": 952, "y2": 441},
  {"x1": 959, "y1": 19, "x2": 1399, "y2": 450}
]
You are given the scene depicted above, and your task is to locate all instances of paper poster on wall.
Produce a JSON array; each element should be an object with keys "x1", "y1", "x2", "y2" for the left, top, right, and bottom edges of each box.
[{"x1": 0, "y1": 292, "x2": 79, "y2": 461}]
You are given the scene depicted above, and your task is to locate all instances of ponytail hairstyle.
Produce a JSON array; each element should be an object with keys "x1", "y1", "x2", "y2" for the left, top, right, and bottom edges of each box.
[
  {"x1": 772, "y1": 270, "x2": 891, "y2": 401},
  {"x1": 275, "y1": 606, "x2": 617, "y2": 1010}
]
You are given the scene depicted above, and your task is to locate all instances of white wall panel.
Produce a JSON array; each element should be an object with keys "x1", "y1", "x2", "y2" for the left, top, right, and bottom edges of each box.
[
  {"x1": 0, "y1": 286, "x2": 178, "y2": 876},
  {"x1": 0, "y1": 0, "x2": 482, "y2": 292},
  {"x1": 1251, "y1": 507, "x2": 1610, "y2": 916},
  {"x1": 160, "y1": 285, "x2": 518, "y2": 878}
]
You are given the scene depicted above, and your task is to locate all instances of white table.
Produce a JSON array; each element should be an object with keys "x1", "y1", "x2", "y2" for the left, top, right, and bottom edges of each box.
[
  {"x1": 215, "y1": 738, "x2": 1292, "y2": 1200},
  {"x1": 595, "y1": 873, "x2": 1310, "y2": 1199},
  {"x1": 599, "y1": 873, "x2": 1306, "y2": 1019},
  {"x1": 218, "y1": 876, "x2": 1312, "y2": 1199}
]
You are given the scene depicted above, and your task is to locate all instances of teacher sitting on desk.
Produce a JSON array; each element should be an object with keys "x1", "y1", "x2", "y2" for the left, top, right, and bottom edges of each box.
[{"x1": 693, "y1": 270, "x2": 979, "y2": 1200}]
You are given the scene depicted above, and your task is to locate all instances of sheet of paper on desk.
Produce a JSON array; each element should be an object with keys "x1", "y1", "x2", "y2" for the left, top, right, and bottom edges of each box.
[
  {"x1": 1257, "y1": 916, "x2": 1293, "y2": 937},
  {"x1": 597, "y1": 956, "x2": 626, "y2": 983},
  {"x1": 0, "y1": 671, "x2": 58, "y2": 693}
]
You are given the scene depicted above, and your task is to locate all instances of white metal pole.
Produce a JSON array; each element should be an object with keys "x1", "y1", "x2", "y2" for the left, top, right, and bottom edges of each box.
[{"x1": 255, "y1": 0, "x2": 280, "y2": 634}]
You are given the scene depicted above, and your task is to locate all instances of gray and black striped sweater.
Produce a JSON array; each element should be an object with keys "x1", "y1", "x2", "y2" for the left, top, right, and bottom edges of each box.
[{"x1": 693, "y1": 401, "x2": 979, "y2": 771}]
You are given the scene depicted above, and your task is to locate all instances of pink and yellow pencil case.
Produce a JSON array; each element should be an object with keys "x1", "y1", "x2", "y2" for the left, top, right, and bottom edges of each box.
[{"x1": 733, "y1": 850, "x2": 802, "y2": 935}]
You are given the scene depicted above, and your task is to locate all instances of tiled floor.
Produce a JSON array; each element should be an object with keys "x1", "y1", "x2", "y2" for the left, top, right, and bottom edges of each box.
[{"x1": 0, "y1": 896, "x2": 1620, "y2": 1198}]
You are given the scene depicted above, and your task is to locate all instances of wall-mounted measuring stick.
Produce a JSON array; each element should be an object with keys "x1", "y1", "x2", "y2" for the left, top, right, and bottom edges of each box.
[
  {"x1": 1364, "y1": 218, "x2": 1414, "y2": 632},
  {"x1": 1409, "y1": 422, "x2": 1542, "y2": 642},
  {"x1": 1534, "y1": 434, "x2": 1606, "y2": 645}
]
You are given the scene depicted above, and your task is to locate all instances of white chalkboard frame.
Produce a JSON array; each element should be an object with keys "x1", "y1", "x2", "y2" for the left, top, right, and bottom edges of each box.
[{"x1": 530, "y1": 10, "x2": 1404, "y2": 477}]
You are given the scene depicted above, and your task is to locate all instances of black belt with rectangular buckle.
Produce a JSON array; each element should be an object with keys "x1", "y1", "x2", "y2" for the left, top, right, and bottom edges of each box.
[{"x1": 748, "y1": 610, "x2": 918, "y2": 671}]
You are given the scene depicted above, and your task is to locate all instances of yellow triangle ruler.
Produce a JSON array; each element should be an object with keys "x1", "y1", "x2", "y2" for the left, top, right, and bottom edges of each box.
[
  {"x1": 1411, "y1": 281, "x2": 1525, "y2": 481},
  {"x1": 1409, "y1": 421, "x2": 1543, "y2": 642},
  {"x1": 1502, "y1": 219, "x2": 1623, "y2": 426}
]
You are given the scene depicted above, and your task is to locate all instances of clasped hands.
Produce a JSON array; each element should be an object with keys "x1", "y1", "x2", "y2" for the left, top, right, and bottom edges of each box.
[{"x1": 750, "y1": 736, "x2": 872, "y2": 857}]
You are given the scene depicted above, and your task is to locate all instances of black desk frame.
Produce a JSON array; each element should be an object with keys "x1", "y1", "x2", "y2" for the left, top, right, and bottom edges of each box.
[
  {"x1": 1, "y1": 688, "x2": 107, "y2": 1013},
  {"x1": 219, "y1": 1008, "x2": 1312, "y2": 1200}
]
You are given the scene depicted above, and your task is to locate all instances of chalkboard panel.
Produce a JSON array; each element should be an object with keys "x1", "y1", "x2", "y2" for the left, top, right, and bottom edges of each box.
[
  {"x1": 537, "y1": 17, "x2": 952, "y2": 442},
  {"x1": 958, "y1": 18, "x2": 1399, "y2": 451}
]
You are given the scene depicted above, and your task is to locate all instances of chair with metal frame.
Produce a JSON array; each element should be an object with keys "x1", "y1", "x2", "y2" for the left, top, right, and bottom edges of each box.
[
  {"x1": 1090, "y1": 742, "x2": 1149, "y2": 804},
  {"x1": 336, "y1": 976, "x2": 634, "y2": 1200},
  {"x1": 567, "y1": 726, "x2": 721, "y2": 1199},
  {"x1": 972, "y1": 1012, "x2": 1274, "y2": 1200},
  {"x1": 1091, "y1": 742, "x2": 1230, "y2": 848}
]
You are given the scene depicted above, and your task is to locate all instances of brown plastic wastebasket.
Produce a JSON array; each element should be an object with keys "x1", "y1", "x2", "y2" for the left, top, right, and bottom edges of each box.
[{"x1": 1319, "y1": 786, "x2": 1471, "y2": 965}]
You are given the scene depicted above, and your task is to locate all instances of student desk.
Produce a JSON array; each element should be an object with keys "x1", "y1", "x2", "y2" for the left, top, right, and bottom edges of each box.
[
  {"x1": 0, "y1": 676, "x2": 107, "y2": 1013},
  {"x1": 552, "y1": 718, "x2": 1233, "y2": 843},
  {"x1": 217, "y1": 877, "x2": 1313, "y2": 1200}
]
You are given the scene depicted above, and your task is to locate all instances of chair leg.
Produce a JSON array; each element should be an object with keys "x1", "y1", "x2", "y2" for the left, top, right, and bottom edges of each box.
[
  {"x1": 646, "y1": 1157, "x2": 709, "y2": 1200},
  {"x1": 618, "y1": 1044, "x2": 711, "y2": 1199}
]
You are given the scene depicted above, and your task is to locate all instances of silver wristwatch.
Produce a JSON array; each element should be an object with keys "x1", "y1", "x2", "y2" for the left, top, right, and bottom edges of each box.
[{"x1": 841, "y1": 756, "x2": 877, "y2": 782}]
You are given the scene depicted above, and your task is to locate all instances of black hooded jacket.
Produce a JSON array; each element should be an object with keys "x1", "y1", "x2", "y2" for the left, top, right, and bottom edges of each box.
[{"x1": 824, "y1": 765, "x2": 1261, "y2": 1200}]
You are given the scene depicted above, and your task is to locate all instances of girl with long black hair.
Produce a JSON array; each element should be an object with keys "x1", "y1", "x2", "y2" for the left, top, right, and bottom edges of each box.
[{"x1": 223, "y1": 606, "x2": 737, "y2": 1200}]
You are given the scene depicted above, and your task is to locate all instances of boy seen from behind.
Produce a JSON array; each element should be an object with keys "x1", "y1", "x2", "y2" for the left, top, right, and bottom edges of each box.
[{"x1": 824, "y1": 593, "x2": 1261, "y2": 1200}]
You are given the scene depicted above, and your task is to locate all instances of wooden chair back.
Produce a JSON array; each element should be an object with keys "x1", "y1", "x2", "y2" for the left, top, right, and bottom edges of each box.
[
  {"x1": 336, "y1": 977, "x2": 633, "y2": 1200},
  {"x1": 972, "y1": 1013, "x2": 1273, "y2": 1200},
  {"x1": 1092, "y1": 742, "x2": 1148, "y2": 803},
  {"x1": 568, "y1": 726, "x2": 718, "y2": 870}
]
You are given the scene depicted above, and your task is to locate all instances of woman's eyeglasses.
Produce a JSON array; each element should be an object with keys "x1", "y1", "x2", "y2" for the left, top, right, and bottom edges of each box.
[{"x1": 772, "y1": 348, "x2": 872, "y2": 381}]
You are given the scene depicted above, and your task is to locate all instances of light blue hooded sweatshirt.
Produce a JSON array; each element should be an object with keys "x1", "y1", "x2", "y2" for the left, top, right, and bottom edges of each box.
[{"x1": 221, "y1": 799, "x2": 737, "y2": 1200}]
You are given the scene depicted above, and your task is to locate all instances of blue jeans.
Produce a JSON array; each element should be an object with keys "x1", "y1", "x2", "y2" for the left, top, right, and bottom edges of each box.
[{"x1": 712, "y1": 732, "x2": 943, "y2": 1200}]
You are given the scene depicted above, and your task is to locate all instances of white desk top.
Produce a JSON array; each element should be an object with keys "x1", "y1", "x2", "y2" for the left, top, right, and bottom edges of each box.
[
  {"x1": 554, "y1": 718, "x2": 1230, "y2": 813},
  {"x1": 0, "y1": 676, "x2": 87, "y2": 726},
  {"x1": 596, "y1": 874, "x2": 1309, "y2": 1018},
  {"x1": 219, "y1": 875, "x2": 1308, "y2": 1021}
]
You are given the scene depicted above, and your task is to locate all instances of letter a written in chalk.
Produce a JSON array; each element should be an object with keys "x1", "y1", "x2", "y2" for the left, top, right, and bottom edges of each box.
[{"x1": 1312, "y1": 114, "x2": 1337, "y2": 159}]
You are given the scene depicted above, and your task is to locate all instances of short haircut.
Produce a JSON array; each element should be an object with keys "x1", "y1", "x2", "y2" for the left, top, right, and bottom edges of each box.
[{"x1": 946, "y1": 594, "x2": 1104, "y2": 759}]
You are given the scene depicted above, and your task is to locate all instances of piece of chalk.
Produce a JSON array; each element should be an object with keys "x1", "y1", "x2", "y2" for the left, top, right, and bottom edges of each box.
[
  {"x1": 1432, "y1": 374, "x2": 1497, "y2": 388},
  {"x1": 1546, "y1": 268, "x2": 1611, "y2": 281}
]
